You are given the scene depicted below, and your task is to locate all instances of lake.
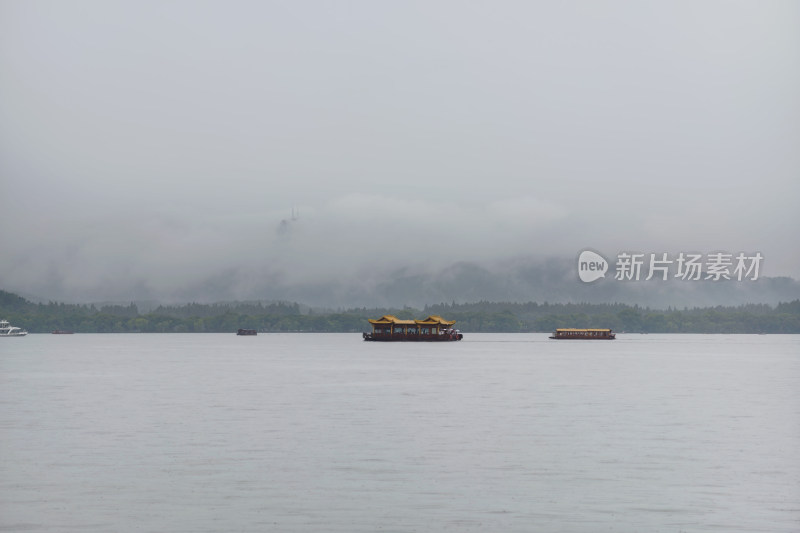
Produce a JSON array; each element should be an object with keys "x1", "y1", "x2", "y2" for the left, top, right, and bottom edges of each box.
[{"x1": 1, "y1": 333, "x2": 798, "y2": 532}]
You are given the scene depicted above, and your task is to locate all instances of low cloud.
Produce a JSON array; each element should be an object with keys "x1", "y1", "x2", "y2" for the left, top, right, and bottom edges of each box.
[{"x1": 1, "y1": 1, "x2": 797, "y2": 304}]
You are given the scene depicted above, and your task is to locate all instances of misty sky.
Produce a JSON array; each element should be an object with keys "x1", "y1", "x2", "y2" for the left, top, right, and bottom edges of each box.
[{"x1": 1, "y1": 1, "x2": 798, "y2": 303}]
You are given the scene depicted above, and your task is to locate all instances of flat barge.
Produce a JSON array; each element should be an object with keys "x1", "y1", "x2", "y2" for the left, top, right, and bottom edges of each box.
[{"x1": 549, "y1": 328, "x2": 616, "y2": 340}]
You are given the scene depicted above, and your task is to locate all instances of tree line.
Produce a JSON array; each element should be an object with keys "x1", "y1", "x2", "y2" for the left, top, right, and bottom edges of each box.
[{"x1": 1, "y1": 290, "x2": 799, "y2": 333}]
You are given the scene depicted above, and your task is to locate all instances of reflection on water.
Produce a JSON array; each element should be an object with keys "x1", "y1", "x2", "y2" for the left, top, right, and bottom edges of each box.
[{"x1": 1, "y1": 333, "x2": 799, "y2": 532}]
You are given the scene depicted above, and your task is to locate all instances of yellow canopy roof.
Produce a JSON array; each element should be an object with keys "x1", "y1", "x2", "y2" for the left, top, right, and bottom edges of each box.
[
  {"x1": 414, "y1": 315, "x2": 456, "y2": 326},
  {"x1": 368, "y1": 314, "x2": 456, "y2": 326},
  {"x1": 368, "y1": 315, "x2": 416, "y2": 326}
]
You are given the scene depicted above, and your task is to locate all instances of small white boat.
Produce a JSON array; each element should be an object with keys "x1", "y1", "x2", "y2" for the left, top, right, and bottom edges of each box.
[{"x1": 0, "y1": 319, "x2": 28, "y2": 337}]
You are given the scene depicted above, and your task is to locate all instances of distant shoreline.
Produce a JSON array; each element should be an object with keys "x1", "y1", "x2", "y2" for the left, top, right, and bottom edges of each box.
[{"x1": 3, "y1": 290, "x2": 799, "y2": 334}]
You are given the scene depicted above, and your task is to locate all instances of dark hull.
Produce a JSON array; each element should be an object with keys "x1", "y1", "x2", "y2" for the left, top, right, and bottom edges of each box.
[
  {"x1": 237, "y1": 329, "x2": 257, "y2": 336},
  {"x1": 363, "y1": 333, "x2": 463, "y2": 342}
]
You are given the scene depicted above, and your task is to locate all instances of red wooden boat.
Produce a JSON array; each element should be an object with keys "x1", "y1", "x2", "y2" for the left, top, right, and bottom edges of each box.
[{"x1": 549, "y1": 328, "x2": 616, "y2": 340}]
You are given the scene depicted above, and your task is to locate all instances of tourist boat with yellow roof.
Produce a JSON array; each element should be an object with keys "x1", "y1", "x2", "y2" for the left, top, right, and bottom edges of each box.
[
  {"x1": 363, "y1": 315, "x2": 463, "y2": 341},
  {"x1": 549, "y1": 328, "x2": 616, "y2": 340}
]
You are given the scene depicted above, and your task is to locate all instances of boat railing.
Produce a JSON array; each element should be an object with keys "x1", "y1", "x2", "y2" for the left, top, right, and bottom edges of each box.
[{"x1": 363, "y1": 329, "x2": 463, "y2": 341}]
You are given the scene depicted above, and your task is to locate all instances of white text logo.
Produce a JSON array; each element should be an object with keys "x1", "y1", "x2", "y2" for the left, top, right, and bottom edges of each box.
[
  {"x1": 578, "y1": 250, "x2": 609, "y2": 283},
  {"x1": 578, "y1": 250, "x2": 763, "y2": 282}
]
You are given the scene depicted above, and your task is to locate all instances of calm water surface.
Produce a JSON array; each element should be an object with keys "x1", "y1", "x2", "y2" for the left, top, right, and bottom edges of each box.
[{"x1": 1, "y1": 333, "x2": 798, "y2": 532}]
